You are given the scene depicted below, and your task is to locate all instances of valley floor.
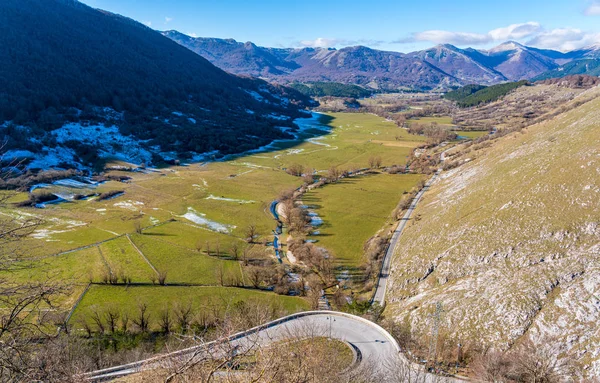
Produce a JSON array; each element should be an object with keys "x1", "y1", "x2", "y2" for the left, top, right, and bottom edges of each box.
[{"x1": 2, "y1": 112, "x2": 427, "y2": 333}]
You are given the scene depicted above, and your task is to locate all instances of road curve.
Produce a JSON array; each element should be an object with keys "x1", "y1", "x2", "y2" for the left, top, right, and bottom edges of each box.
[{"x1": 80, "y1": 311, "x2": 401, "y2": 382}]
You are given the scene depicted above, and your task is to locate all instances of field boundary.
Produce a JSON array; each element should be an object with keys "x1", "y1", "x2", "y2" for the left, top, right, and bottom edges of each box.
[
  {"x1": 96, "y1": 246, "x2": 113, "y2": 279},
  {"x1": 126, "y1": 234, "x2": 160, "y2": 277},
  {"x1": 60, "y1": 282, "x2": 92, "y2": 334}
]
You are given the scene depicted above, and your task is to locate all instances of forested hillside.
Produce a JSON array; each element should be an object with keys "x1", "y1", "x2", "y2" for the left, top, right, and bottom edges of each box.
[
  {"x1": 443, "y1": 84, "x2": 487, "y2": 102},
  {"x1": 446, "y1": 81, "x2": 529, "y2": 107},
  {"x1": 289, "y1": 82, "x2": 373, "y2": 98},
  {"x1": 0, "y1": 0, "x2": 310, "y2": 169},
  {"x1": 533, "y1": 59, "x2": 600, "y2": 81}
]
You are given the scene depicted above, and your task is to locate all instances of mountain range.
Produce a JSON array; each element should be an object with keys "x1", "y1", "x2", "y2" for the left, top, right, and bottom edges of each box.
[
  {"x1": 163, "y1": 30, "x2": 600, "y2": 90},
  {"x1": 0, "y1": 0, "x2": 311, "y2": 170}
]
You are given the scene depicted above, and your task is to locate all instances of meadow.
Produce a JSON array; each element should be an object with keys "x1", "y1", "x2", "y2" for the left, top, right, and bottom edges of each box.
[
  {"x1": 4, "y1": 112, "x2": 427, "y2": 323},
  {"x1": 302, "y1": 172, "x2": 424, "y2": 270}
]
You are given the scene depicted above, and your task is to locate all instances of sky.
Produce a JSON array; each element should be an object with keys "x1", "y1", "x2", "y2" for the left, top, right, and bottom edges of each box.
[{"x1": 79, "y1": 0, "x2": 600, "y2": 52}]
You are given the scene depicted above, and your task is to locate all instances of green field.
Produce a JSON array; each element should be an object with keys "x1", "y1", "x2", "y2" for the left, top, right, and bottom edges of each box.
[
  {"x1": 71, "y1": 285, "x2": 310, "y2": 332},
  {"x1": 130, "y1": 233, "x2": 245, "y2": 285},
  {"x1": 5, "y1": 112, "x2": 427, "y2": 323},
  {"x1": 99, "y1": 236, "x2": 156, "y2": 283},
  {"x1": 409, "y1": 116, "x2": 454, "y2": 126},
  {"x1": 454, "y1": 130, "x2": 490, "y2": 139},
  {"x1": 303, "y1": 172, "x2": 424, "y2": 270}
]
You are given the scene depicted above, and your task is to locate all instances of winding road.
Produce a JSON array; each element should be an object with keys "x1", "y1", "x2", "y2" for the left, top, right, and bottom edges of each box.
[{"x1": 81, "y1": 311, "x2": 405, "y2": 381}]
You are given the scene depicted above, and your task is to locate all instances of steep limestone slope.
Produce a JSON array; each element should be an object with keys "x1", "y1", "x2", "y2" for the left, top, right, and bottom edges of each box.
[{"x1": 386, "y1": 86, "x2": 600, "y2": 373}]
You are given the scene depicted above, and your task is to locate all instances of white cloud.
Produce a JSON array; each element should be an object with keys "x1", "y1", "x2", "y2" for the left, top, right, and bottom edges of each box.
[
  {"x1": 524, "y1": 28, "x2": 600, "y2": 51},
  {"x1": 296, "y1": 37, "x2": 384, "y2": 48},
  {"x1": 585, "y1": 1, "x2": 600, "y2": 15},
  {"x1": 526, "y1": 28, "x2": 588, "y2": 51},
  {"x1": 395, "y1": 22, "x2": 541, "y2": 46},
  {"x1": 165, "y1": 17, "x2": 173, "y2": 24},
  {"x1": 489, "y1": 22, "x2": 541, "y2": 40},
  {"x1": 299, "y1": 37, "x2": 342, "y2": 48},
  {"x1": 397, "y1": 30, "x2": 492, "y2": 45}
]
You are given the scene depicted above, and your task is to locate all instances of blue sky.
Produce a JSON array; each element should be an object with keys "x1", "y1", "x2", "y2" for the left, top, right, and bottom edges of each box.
[{"x1": 80, "y1": 0, "x2": 600, "y2": 52}]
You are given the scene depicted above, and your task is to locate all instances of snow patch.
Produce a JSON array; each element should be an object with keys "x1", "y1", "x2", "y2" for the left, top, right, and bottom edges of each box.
[
  {"x1": 114, "y1": 200, "x2": 144, "y2": 211},
  {"x1": 205, "y1": 195, "x2": 255, "y2": 204},
  {"x1": 52, "y1": 123, "x2": 153, "y2": 166},
  {"x1": 180, "y1": 207, "x2": 235, "y2": 234}
]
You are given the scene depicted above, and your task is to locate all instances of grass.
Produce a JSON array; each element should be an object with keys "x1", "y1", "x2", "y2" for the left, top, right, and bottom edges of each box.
[
  {"x1": 70, "y1": 285, "x2": 310, "y2": 331},
  {"x1": 302, "y1": 172, "x2": 424, "y2": 270},
  {"x1": 142, "y1": 221, "x2": 242, "y2": 253},
  {"x1": 454, "y1": 130, "x2": 490, "y2": 139},
  {"x1": 1, "y1": 247, "x2": 106, "y2": 285},
  {"x1": 4, "y1": 112, "x2": 427, "y2": 322},
  {"x1": 385, "y1": 91, "x2": 600, "y2": 358},
  {"x1": 129, "y1": 234, "x2": 244, "y2": 285},
  {"x1": 298, "y1": 337, "x2": 354, "y2": 369},
  {"x1": 410, "y1": 116, "x2": 454, "y2": 126},
  {"x1": 99, "y1": 236, "x2": 156, "y2": 283}
]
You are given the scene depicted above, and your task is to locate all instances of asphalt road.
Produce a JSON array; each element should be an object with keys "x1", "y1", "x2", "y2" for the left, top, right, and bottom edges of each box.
[
  {"x1": 372, "y1": 146, "x2": 450, "y2": 305},
  {"x1": 372, "y1": 170, "x2": 440, "y2": 304},
  {"x1": 81, "y1": 311, "x2": 404, "y2": 381}
]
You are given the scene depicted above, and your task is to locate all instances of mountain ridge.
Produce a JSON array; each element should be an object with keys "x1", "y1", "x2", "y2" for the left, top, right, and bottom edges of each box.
[{"x1": 163, "y1": 31, "x2": 600, "y2": 89}]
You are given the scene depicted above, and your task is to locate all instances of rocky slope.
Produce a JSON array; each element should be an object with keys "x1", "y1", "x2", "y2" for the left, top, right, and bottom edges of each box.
[{"x1": 386, "y1": 86, "x2": 600, "y2": 375}]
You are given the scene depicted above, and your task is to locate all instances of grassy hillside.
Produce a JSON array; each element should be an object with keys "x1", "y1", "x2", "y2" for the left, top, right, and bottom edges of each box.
[
  {"x1": 452, "y1": 82, "x2": 592, "y2": 131},
  {"x1": 386, "y1": 86, "x2": 600, "y2": 374}
]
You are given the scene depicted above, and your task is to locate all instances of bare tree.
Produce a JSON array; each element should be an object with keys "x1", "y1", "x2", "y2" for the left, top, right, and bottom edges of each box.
[
  {"x1": 368, "y1": 155, "x2": 382, "y2": 169},
  {"x1": 158, "y1": 270, "x2": 168, "y2": 286},
  {"x1": 286, "y1": 163, "x2": 304, "y2": 177},
  {"x1": 229, "y1": 242, "x2": 240, "y2": 260},
  {"x1": 133, "y1": 219, "x2": 143, "y2": 234},
  {"x1": 216, "y1": 264, "x2": 225, "y2": 287},
  {"x1": 132, "y1": 303, "x2": 151, "y2": 333},
  {"x1": 241, "y1": 246, "x2": 250, "y2": 266},
  {"x1": 245, "y1": 224, "x2": 258, "y2": 244},
  {"x1": 159, "y1": 307, "x2": 172, "y2": 334},
  {"x1": 104, "y1": 306, "x2": 120, "y2": 334},
  {"x1": 247, "y1": 266, "x2": 264, "y2": 288},
  {"x1": 174, "y1": 302, "x2": 194, "y2": 334},
  {"x1": 302, "y1": 168, "x2": 315, "y2": 184},
  {"x1": 327, "y1": 166, "x2": 341, "y2": 182}
]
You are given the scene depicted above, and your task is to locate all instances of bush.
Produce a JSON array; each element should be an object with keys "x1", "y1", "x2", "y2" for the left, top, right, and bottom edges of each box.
[
  {"x1": 97, "y1": 190, "x2": 124, "y2": 201},
  {"x1": 15, "y1": 192, "x2": 58, "y2": 207}
]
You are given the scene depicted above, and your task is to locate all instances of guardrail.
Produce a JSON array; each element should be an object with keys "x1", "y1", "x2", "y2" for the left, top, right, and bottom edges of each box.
[{"x1": 80, "y1": 310, "x2": 399, "y2": 381}]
